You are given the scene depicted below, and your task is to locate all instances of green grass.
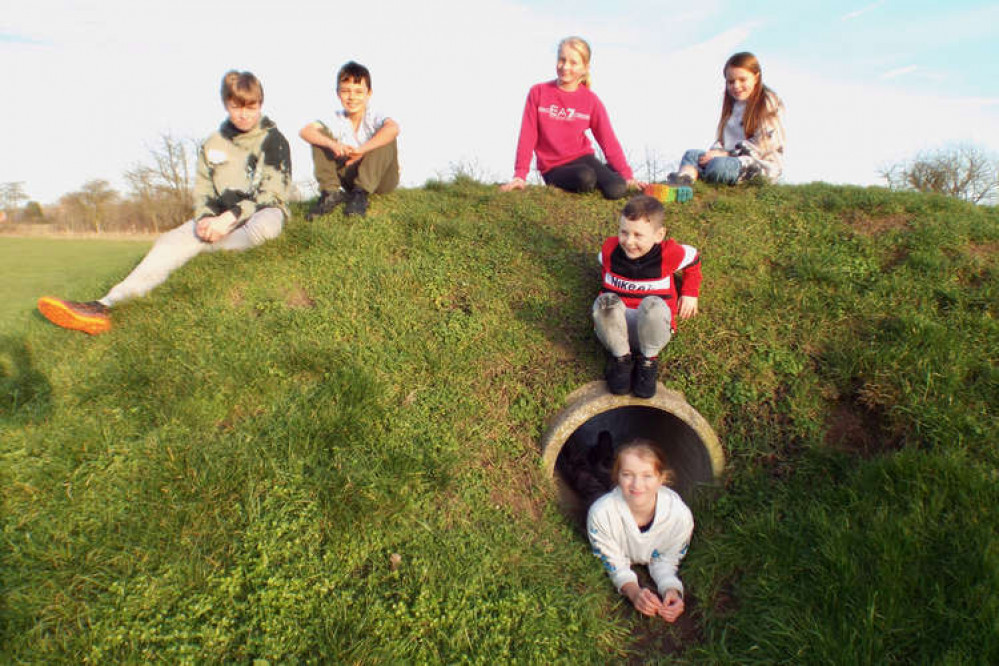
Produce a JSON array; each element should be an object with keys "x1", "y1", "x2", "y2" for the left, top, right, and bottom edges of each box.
[
  {"x1": 1, "y1": 180, "x2": 996, "y2": 663},
  {"x1": 0, "y1": 237, "x2": 151, "y2": 332}
]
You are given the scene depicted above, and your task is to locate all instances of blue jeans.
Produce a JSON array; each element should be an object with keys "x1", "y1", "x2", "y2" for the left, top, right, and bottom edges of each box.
[{"x1": 680, "y1": 149, "x2": 741, "y2": 185}]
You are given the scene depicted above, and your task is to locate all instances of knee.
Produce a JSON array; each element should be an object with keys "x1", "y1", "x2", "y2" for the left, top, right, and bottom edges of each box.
[
  {"x1": 638, "y1": 296, "x2": 671, "y2": 322},
  {"x1": 249, "y1": 209, "x2": 284, "y2": 243},
  {"x1": 593, "y1": 293, "x2": 625, "y2": 318},
  {"x1": 703, "y1": 159, "x2": 738, "y2": 184},
  {"x1": 680, "y1": 150, "x2": 703, "y2": 168},
  {"x1": 601, "y1": 178, "x2": 627, "y2": 200},
  {"x1": 577, "y1": 168, "x2": 598, "y2": 192}
]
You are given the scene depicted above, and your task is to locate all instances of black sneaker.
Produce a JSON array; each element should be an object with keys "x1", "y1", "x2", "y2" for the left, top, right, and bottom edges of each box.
[
  {"x1": 632, "y1": 355, "x2": 659, "y2": 398},
  {"x1": 344, "y1": 188, "x2": 369, "y2": 217},
  {"x1": 666, "y1": 172, "x2": 694, "y2": 187},
  {"x1": 306, "y1": 190, "x2": 346, "y2": 220},
  {"x1": 604, "y1": 353, "x2": 633, "y2": 395}
]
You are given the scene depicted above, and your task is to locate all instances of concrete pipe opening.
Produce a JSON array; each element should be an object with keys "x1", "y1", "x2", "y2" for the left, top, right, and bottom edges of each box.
[{"x1": 541, "y1": 381, "x2": 724, "y2": 520}]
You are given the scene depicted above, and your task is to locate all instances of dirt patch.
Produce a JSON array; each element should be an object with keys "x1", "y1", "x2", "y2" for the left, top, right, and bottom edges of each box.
[
  {"x1": 843, "y1": 211, "x2": 911, "y2": 237},
  {"x1": 284, "y1": 285, "x2": 316, "y2": 309},
  {"x1": 624, "y1": 588, "x2": 705, "y2": 662},
  {"x1": 825, "y1": 389, "x2": 903, "y2": 456},
  {"x1": 966, "y1": 241, "x2": 998, "y2": 260}
]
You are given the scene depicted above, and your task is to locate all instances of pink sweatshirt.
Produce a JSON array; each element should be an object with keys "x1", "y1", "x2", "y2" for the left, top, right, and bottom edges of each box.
[{"x1": 513, "y1": 81, "x2": 633, "y2": 181}]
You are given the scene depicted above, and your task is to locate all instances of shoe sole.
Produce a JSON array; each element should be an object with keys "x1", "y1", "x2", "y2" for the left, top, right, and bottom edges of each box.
[{"x1": 37, "y1": 297, "x2": 111, "y2": 335}]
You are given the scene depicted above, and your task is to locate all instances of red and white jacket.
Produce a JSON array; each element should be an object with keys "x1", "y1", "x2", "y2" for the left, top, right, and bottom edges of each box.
[{"x1": 599, "y1": 237, "x2": 702, "y2": 332}]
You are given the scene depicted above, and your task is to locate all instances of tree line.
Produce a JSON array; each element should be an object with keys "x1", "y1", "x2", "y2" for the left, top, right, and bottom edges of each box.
[{"x1": 1, "y1": 135, "x2": 195, "y2": 233}]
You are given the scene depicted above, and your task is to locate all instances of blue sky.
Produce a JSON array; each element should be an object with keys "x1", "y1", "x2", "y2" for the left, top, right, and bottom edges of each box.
[{"x1": 2, "y1": 0, "x2": 997, "y2": 204}]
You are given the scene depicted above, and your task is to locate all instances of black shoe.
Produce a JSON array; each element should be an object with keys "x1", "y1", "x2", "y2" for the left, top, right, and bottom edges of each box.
[
  {"x1": 604, "y1": 353, "x2": 633, "y2": 395},
  {"x1": 306, "y1": 190, "x2": 345, "y2": 220},
  {"x1": 632, "y1": 355, "x2": 659, "y2": 398},
  {"x1": 344, "y1": 188, "x2": 369, "y2": 217},
  {"x1": 666, "y1": 172, "x2": 694, "y2": 187}
]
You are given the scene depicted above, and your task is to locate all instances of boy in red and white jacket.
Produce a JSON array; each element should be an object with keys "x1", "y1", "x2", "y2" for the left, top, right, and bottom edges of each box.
[{"x1": 593, "y1": 195, "x2": 702, "y2": 398}]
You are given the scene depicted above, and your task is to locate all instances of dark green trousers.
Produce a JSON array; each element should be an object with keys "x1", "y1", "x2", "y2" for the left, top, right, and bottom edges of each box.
[{"x1": 311, "y1": 135, "x2": 399, "y2": 195}]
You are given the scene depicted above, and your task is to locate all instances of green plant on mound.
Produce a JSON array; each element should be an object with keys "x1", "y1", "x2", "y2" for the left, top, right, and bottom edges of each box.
[{"x1": 1, "y1": 181, "x2": 996, "y2": 663}]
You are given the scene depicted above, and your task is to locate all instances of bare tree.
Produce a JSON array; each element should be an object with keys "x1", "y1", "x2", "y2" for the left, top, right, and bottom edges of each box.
[
  {"x1": 1, "y1": 182, "x2": 28, "y2": 220},
  {"x1": 880, "y1": 144, "x2": 998, "y2": 204},
  {"x1": 66, "y1": 179, "x2": 118, "y2": 233},
  {"x1": 123, "y1": 133, "x2": 195, "y2": 231}
]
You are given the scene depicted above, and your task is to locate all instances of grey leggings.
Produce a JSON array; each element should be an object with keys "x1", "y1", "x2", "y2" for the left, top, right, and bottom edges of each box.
[
  {"x1": 102, "y1": 207, "x2": 284, "y2": 306},
  {"x1": 592, "y1": 293, "x2": 672, "y2": 359}
]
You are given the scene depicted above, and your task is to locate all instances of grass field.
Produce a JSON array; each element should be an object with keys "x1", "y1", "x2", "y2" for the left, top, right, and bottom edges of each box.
[
  {"x1": 1, "y1": 181, "x2": 996, "y2": 663},
  {"x1": 0, "y1": 237, "x2": 151, "y2": 332}
]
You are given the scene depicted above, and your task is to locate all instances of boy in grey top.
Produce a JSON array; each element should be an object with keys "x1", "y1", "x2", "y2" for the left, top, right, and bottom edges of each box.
[
  {"x1": 38, "y1": 70, "x2": 291, "y2": 335},
  {"x1": 301, "y1": 61, "x2": 400, "y2": 219}
]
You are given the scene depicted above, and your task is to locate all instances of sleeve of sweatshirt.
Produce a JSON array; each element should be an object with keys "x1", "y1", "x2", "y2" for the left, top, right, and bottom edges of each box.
[
  {"x1": 587, "y1": 498, "x2": 639, "y2": 593},
  {"x1": 648, "y1": 498, "x2": 694, "y2": 597},
  {"x1": 192, "y1": 140, "x2": 217, "y2": 223},
  {"x1": 588, "y1": 95, "x2": 633, "y2": 180},
  {"x1": 513, "y1": 87, "x2": 540, "y2": 180},
  {"x1": 664, "y1": 241, "x2": 702, "y2": 297}
]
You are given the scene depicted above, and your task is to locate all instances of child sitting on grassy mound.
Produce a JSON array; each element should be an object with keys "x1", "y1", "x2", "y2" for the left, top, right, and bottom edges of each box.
[
  {"x1": 301, "y1": 61, "x2": 400, "y2": 219},
  {"x1": 38, "y1": 70, "x2": 291, "y2": 335},
  {"x1": 593, "y1": 195, "x2": 701, "y2": 398}
]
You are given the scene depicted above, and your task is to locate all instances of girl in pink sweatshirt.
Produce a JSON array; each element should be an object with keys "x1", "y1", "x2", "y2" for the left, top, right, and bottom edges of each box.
[{"x1": 500, "y1": 36, "x2": 642, "y2": 200}]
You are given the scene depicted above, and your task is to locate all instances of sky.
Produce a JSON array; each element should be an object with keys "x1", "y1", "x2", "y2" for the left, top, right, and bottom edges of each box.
[{"x1": 2, "y1": 0, "x2": 998, "y2": 205}]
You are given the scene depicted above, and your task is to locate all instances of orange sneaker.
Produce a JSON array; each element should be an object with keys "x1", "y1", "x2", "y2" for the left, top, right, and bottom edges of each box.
[{"x1": 37, "y1": 297, "x2": 111, "y2": 335}]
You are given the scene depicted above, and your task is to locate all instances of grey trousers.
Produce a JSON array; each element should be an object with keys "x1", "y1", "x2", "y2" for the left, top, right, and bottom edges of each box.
[
  {"x1": 102, "y1": 207, "x2": 284, "y2": 306},
  {"x1": 592, "y1": 293, "x2": 672, "y2": 359}
]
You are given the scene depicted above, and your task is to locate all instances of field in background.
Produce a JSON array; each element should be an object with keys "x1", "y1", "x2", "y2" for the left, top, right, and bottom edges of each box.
[
  {"x1": 0, "y1": 236, "x2": 151, "y2": 332},
  {"x1": 1, "y1": 181, "x2": 996, "y2": 663}
]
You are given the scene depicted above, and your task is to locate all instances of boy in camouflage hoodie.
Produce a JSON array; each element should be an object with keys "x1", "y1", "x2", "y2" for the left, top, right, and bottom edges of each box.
[{"x1": 38, "y1": 70, "x2": 292, "y2": 335}]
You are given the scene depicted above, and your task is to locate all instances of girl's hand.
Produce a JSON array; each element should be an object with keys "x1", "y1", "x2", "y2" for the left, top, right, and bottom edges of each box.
[
  {"x1": 698, "y1": 149, "x2": 728, "y2": 166},
  {"x1": 499, "y1": 178, "x2": 526, "y2": 192},
  {"x1": 626, "y1": 178, "x2": 647, "y2": 190},
  {"x1": 658, "y1": 589, "x2": 685, "y2": 623},
  {"x1": 678, "y1": 296, "x2": 699, "y2": 319},
  {"x1": 623, "y1": 583, "x2": 663, "y2": 617}
]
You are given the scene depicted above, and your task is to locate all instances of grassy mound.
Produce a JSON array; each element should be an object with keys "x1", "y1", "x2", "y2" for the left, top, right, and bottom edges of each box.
[{"x1": 2, "y1": 180, "x2": 996, "y2": 663}]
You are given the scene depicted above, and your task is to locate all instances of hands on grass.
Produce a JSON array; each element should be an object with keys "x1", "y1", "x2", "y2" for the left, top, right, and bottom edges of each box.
[
  {"x1": 499, "y1": 177, "x2": 526, "y2": 192},
  {"x1": 627, "y1": 178, "x2": 648, "y2": 190},
  {"x1": 658, "y1": 589, "x2": 685, "y2": 623},
  {"x1": 678, "y1": 295, "x2": 699, "y2": 319}
]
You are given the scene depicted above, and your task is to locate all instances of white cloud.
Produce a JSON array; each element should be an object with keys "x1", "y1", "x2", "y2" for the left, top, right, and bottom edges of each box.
[
  {"x1": 841, "y1": 1, "x2": 885, "y2": 21},
  {"x1": 881, "y1": 65, "x2": 918, "y2": 80}
]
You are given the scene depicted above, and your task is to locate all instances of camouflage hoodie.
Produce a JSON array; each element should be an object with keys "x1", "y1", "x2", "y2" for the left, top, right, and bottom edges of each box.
[{"x1": 194, "y1": 117, "x2": 292, "y2": 226}]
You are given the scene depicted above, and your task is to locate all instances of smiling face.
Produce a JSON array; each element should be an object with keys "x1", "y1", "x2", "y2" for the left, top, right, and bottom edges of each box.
[
  {"x1": 337, "y1": 79, "x2": 372, "y2": 120},
  {"x1": 556, "y1": 44, "x2": 589, "y2": 90},
  {"x1": 725, "y1": 65, "x2": 759, "y2": 102},
  {"x1": 618, "y1": 215, "x2": 666, "y2": 260},
  {"x1": 225, "y1": 99, "x2": 262, "y2": 132},
  {"x1": 616, "y1": 449, "x2": 665, "y2": 513}
]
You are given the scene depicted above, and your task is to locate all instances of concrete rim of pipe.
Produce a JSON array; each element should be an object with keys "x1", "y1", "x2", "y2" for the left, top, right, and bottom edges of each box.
[{"x1": 541, "y1": 381, "x2": 724, "y2": 501}]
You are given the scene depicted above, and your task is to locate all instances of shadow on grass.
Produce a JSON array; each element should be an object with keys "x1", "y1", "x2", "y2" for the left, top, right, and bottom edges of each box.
[{"x1": 0, "y1": 334, "x2": 52, "y2": 422}]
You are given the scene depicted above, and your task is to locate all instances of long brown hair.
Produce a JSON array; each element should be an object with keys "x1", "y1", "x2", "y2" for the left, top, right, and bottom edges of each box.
[{"x1": 715, "y1": 52, "x2": 776, "y2": 144}]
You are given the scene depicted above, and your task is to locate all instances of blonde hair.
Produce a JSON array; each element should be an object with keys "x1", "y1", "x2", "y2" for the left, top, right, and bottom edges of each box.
[
  {"x1": 611, "y1": 439, "x2": 674, "y2": 486},
  {"x1": 558, "y1": 36, "x2": 592, "y2": 88},
  {"x1": 220, "y1": 70, "x2": 263, "y2": 107}
]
